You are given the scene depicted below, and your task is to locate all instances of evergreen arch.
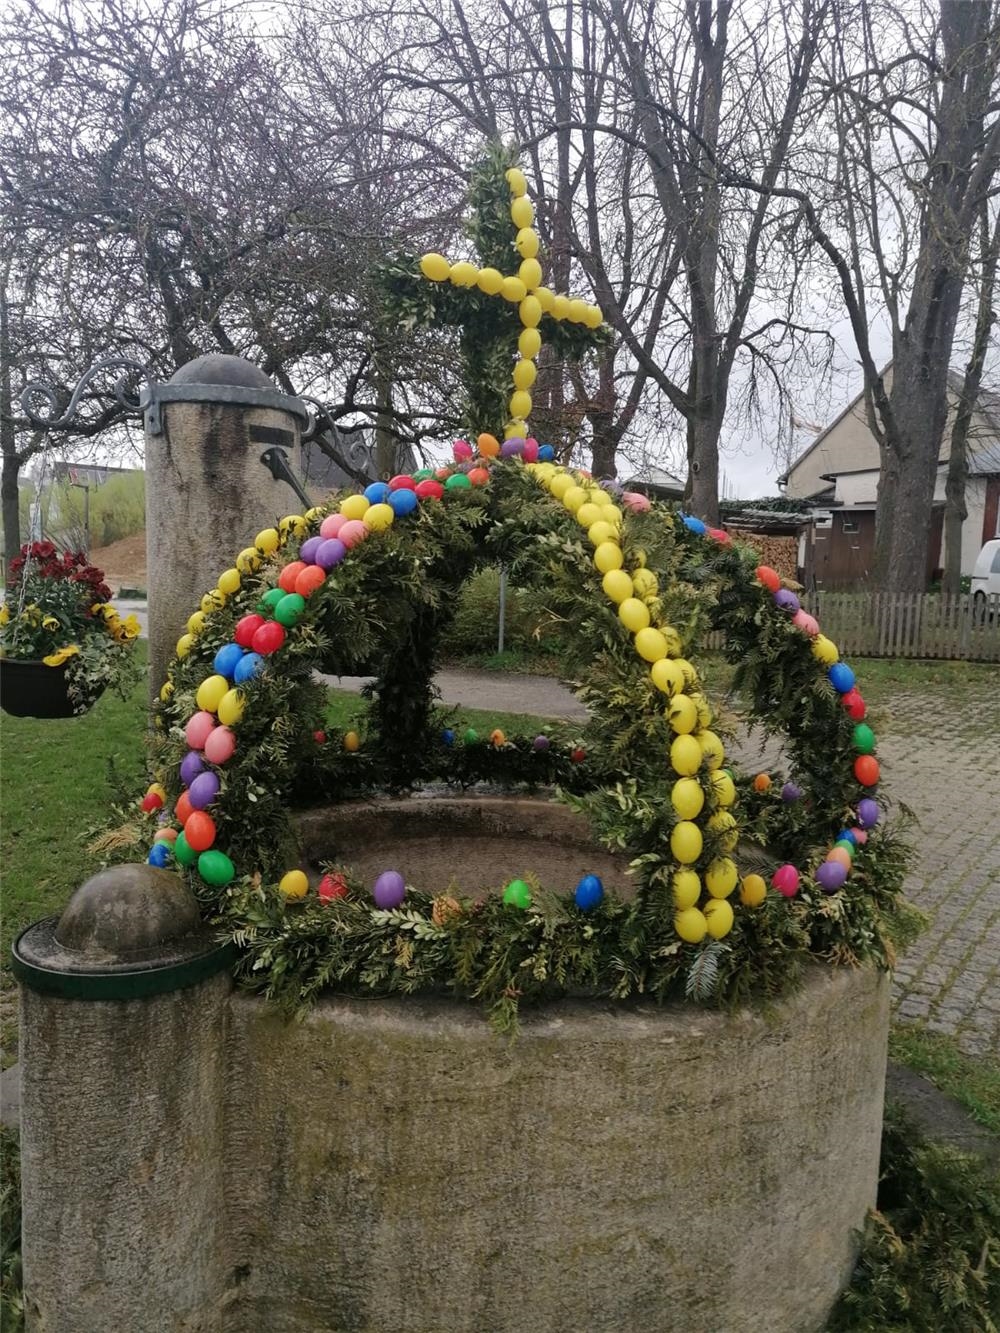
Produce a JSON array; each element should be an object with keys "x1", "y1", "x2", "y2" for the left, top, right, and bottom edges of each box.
[{"x1": 139, "y1": 453, "x2": 909, "y2": 1027}]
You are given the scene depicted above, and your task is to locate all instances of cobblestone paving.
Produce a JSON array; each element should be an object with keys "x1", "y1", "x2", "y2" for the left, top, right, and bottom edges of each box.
[{"x1": 870, "y1": 681, "x2": 1000, "y2": 1057}]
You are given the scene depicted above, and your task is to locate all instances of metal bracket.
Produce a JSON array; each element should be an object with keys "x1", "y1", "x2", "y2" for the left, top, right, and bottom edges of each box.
[
  {"x1": 20, "y1": 357, "x2": 147, "y2": 430},
  {"x1": 259, "y1": 446, "x2": 313, "y2": 509}
]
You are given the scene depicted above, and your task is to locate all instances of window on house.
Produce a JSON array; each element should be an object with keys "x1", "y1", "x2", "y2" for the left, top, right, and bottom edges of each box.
[{"x1": 842, "y1": 518, "x2": 859, "y2": 533}]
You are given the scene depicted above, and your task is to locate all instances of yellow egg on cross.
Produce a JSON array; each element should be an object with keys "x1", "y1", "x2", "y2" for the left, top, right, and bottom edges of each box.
[
  {"x1": 506, "y1": 167, "x2": 528, "y2": 196},
  {"x1": 671, "y1": 777, "x2": 705, "y2": 820},
  {"x1": 583, "y1": 304, "x2": 604, "y2": 329},
  {"x1": 708, "y1": 811, "x2": 738, "y2": 851},
  {"x1": 513, "y1": 359, "x2": 537, "y2": 390},
  {"x1": 552, "y1": 294, "x2": 571, "y2": 320},
  {"x1": 690, "y1": 692, "x2": 713, "y2": 728},
  {"x1": 159, "y1": 681, "x2": 174, "y2": 701},
  {"x1": 478, "y1": 267, "x2": 503, "y2": 295},
  {"x1": 671, "y1": 734, "x2": 703, "y2": 776},
  {"x1": 618, "y1": 597, "x2": 650, "y2": 632},
  {"x1": 217, "y1": 568, "x2": 241, "y2": 596},
  {"x1": 505, "y1": 419, "x2": 527, "y2": 438},
  {"x1": 576, "y1": 502, "x2": 603, "y2": 529},
  {"x1": 304, "y1": 507, "x2": 325, "y2": 525},
  {"x1": 217, "y1": 688, "x2": 245, "y2": 727},
  {"x1": 196, "y1": 674, "x2": 230, "y2": 713},
  {"x1": 519, "y1": 327, "x2": 542, "y2": 358},
  {"x1": 509, "y1": 389, "x2": 532, "y2": 419},
  {"x1": 675, "y1": 907, "x2": 708, "y2": 944},
  {"x1": 519, "y1": 296, "x2": 542, "y2": 327},
  {"x1": 549, "y1": 472, "x2": 573, "y2": 498},
  {"x1": 704, "y1": 898, "x2": 734, "y2": 940},
  {"x1": 812, "y1": 634, "x2": 839, "y2": 665},
  {"x1": 449, "y1": 261, "x2": 478, "y2": 287},
  {"x1": 698, "y1": 730, "x2": 726, "y2": 770},
  {"x1": 364, "y1": 503, "x2": 395, "y2": 531},
  {"x1": 705, "y1": 857, "x2": 738, "y2": 898},
  {"x1": 634, "y1": 627, "x2": 669, "y2": 663},
  {"x1": 672, "y1": 869, "x2": 701, "y2": 910},
  {"x1": 340, "y1": 494, "x2": 369, "y2": 519},
  {"x1": 419, "y1": 253, "x2": 450, "y2": 282},
  {"x1": 588, "y1": 519, "x2": 617, "y2": 547},
  {"x1": 534, "y1": 285, "x2": 555, "y2": 312},
  {"x1": 562, "y1": 485, "x2": 587, "y2": 512},
  {"x1": 675, "y1": 658, "x2": 698, "y2": 687},
  {"x1": 710, "y1": 770, "x2": 736, "y2": 807},
  {"x1": 501, "y1": 276, "x2": 527, "y2": 303},
  {"x1": 670, "y1": 820, "x2": 703, "y2": 864},
  {"x1": 601, "y1": 568, "x2": 633, "y2": 603},
  {"x1": 511, "y1": 196, "x2": 534, "y2": 229},
  {"x1": 667, "y1": 693, "x2": 698, "y2": 734},
  {"x1": 651, "y1": 658, "x2": 684, "y2": 696},
  {"x1": 516, "y1": 226, "x2": 539, "y2": 257},
  {"x1": 568, "y1": 298, "x2": 589, "y2": 323},
  {"x1": 595, "y1": 543, "x2": 624, "y2": 575},
  {"x1": 518, "y1": 258, "x2": 542, "y2": 289}
]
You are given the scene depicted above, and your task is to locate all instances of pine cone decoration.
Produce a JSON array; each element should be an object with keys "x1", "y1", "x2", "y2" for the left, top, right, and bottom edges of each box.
[{"x1": 432, "y1": 894, "x2": 462, "y2": 926}]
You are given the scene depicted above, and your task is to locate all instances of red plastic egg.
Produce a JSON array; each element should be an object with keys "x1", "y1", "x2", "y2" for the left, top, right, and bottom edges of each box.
[
  {"x1": 252, "y1": 621, "x2": 287, "y2": 655},
  {"x1": 278, "y1": 561, "x2": 306, "y2": 593},
  {"x1": 755, "y1": 565, "x2": 781, "y2": 591},
  {"x1": 295, "y1": 565, "x2": 326, "y2": 597},
  {"x1": 184, "y1": 810, "x2": 217, "y2": 852},
  {"x1": 388, "y1": 474, "x2": 416, "y2": 490},
  {"x1": 234, "y1": 614, "x2": 265, "y2": 648},
  {"x1": 468, "y1": 467, "x2": 490, "y2": 486},
  {"x1": 175, "y1": 791, "x2": 194, "y2": 825},
  {"x1": 854, "y1": 755, "x2": 880, "y2": 786},
  {"x1": 415, "y1": 479, "x2": 444, "y2": 501}
]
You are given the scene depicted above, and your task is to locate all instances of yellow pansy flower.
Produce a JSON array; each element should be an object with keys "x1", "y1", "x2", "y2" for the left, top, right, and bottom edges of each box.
[
  {"x1": 42, "y1": 615, "x2": 59, "y2": 630},
  {"x1": 42, "y1": 644, "x2": 80, "y2": 667},
  {"x1": 0, "y1": 605, "x2": 9, "y2": 625}
]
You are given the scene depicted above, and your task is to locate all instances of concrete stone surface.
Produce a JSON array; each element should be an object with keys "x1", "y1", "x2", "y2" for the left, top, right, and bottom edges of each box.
[
  {"x1": 222, "y1": 967, "x2": 888, "y2": 1333},
  {"x1": 19, "y1": 974, "x2": 231, "y2": 1333},
  {"x1": 145, "y1": 366, "x2": 304, "y2": 701}
]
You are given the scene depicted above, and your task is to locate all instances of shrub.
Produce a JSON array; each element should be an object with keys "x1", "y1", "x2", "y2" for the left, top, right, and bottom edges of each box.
[{"x1": 438, "y1": 565, "x2": 557, "y2": 657}]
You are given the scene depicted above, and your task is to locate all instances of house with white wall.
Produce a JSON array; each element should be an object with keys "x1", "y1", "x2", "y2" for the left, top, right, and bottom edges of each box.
[{"x1": 779, "y1": 365, "x2": 1000, "y2": 589}]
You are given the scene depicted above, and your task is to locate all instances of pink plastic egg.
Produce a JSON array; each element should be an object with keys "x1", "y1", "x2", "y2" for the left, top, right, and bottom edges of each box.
[
  {"x1": 204, "y1": 725, "x2": 236, "y2": 765},
  {"x1": 338, "y1": 519, "x2": 368, "y2": 549},
  {"x1": 319, "y1": 513, "x2": 347, "y2": 540},
  {"x1": 771, "y1": 864, "x2": 800, "y2": 898},
  {"x1": 621, "y1": 491, "x2": 651, "y2": 513},
  {"x1": 792, "y1": 609, "x2": 819, "y2": 636},
  {"x1": 185, "y1": 711, "x2": 216, "y2": 750}
]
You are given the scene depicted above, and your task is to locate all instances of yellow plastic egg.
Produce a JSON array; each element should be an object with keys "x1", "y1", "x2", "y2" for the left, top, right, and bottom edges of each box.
[
  {"x1": 594, "y1": 543, "x2": 624, "y2": 575},
  {"x1": 601, "y1": 568, "x2": 633, "y2": 602},
  {"x1": 704, "y1": 897, "x2": 734, "y2": 939},
  {"x1": 568, "y1": 298, "x2": 589, "y2": 323},
  {"x1": 705, "y1": 857, "x2": 738, "y2": 898},
  {"x1": 343, "y1": 730, "x2": 360, "y2": 752},
  {"x1": 509, "y1": 389, "x2": 532, "y2": 419},
  {"x1": 236, "y1": 547, "x2": 262, "y2": 573},
  {"x1": 562, "y1": 485, "x2": 587, "y2": 512},
  {"x1": 419, "y1": 252, "x2": 450, "y2": 282},
  {"x1": 511, "y1": 196, "x2": 534, "y2": 229},
  {"x1": 583, "y1": 304, "x2": 604, "y2": 329},
  {"x1": 518, "y1": 296, "x2": 541, "y2": 328},
  {"x1": 670, "y1": 820, "x2": 703, "y2": 864},
  {"x1": 618, "y1": 598, "x2": 651, "y2": 632},
  {"x1": 159, "y1": 681, "x2": 174, "y2": 702},
  {"x1": 478, "y1": 267, "x2": 504, "y2": 295},
  {"x1": 279, "y1": 869, "x2": 309, "y2": 900},
  {"x1": 671, "y1": 778, "x2": 705, "y2": 821},
  {"x1": 505, "y1": 419, "x2": 527, "y2": 438},
  {"x1": 304, "y1": 507, "x2": 324, "y2": 524},
  {"x1": 196, "y1": 674, "x2": 230, "y2": 714},
  {"x1": 631, "y1": 568, "x2": 658, "y2": 598},
  {"x1": 201, "y1": 591, "x2": 225, "y2": 613},
  {"x1": 740, "y1": 874, "x2": 767, "y2": 908},
  {"x1": 279, "y1": 515, "x2": 307, "y2": 539},
  {"x1": 340, "y1": 493, "x2": 370, "y2": 520},
  {"x1": 670, "y1": 734, "x2": 703, "y2": 776},
  {"x1": 187, "y1": 610, "x2": 207, "y2": 636},
  {"x1": 675, "y1": 658, "x2": 697, "y2": 687},
  {"x1": 506, "y1": 167, "x2": 528, "y2": 197},
  {"x1": 513, "y1": 359, "x2": 537, "y2": 390},
  {"x1": 217, "y1": 688, "x2": 245, "y2": 727},
  {"x1": 698, "y1": 730, "x2": 725, "y2": 770},
  {"x1": 576, "y1": 502, "x2": 602, "y2": 529},
  {"x1": 651, "y1": 659, "x2": 684, "y2": 697},
  {"x1": 663, "y1": 626, "x2": 683, "y2": 658},
  {"x1": 812, "y1": 634, "x2": 839, "y2": 665},
  {"x1": 675, "y1": 907, "x2": 708, "y2": 944},
  {"x1": 601, "y1": 504, "x2": 623, "y2": 527},
  {"x1": 364, "y1": 503, "x2": 395, "y2": 531},
  {"x1": 552, "y1": 294, "x2": 571, "y2": 320},
  {"x1": 634, "y1": 627, "x2": 669, "y2": 663},
  {"x1": 672, "y1": 869, "x2": 701, "y2": 910},
  {"x1": 667, "y1": 693, "x2": 698, "y2": 734},
  {"x1": 217, "y1": 568, "x2": 241, "y2": 596},
  {"x1": 515, "y1": 226, "x2": 539, "y2": 257},
  {"x1": 449, "y1": 261, "x2": 478, "y2": 287},
  {"x1": 534, "y1": 285, "x2": 554, "y2": 312},
  {"x1": 501, "y1": 276, "x2": 528, "y2": 303},
  {"x1": 518, "y1": 258, "x2": 542, "y2": 289},
  {"x1": 519, "y1": 327, "x2": 542, "y2": 358},
  {"x1": 708, "y1": 811, "x2": 738, "y2": 851},
  {"x1": 549, "y1": 472, "x2": 573, "y2": 498},
  {"x1": 690, "y1": 692, "x2": 713, "y2": 728},
  {"x1": 710, "y1": 771, "x2": 736, "y2": 807},
  {"x1": 588, "y1": 520, "x2": 617, "y2": 547},
  {"x1": 176, "y1": 634, "x2": 194, "y2": 659}
]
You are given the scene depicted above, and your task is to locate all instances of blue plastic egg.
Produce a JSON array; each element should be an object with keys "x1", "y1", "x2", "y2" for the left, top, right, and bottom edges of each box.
[
  {"x1": 233, "y1": 652, "x2": 264, "y2": 685},
  {"x1": 682, "y1": 514, "x2": 708, "y2": 535},
  {"x1": 828, "y1": 662, "x2": 856, "y2": 694},
  {"x1": 388, "y1": 487, "x2": 419, "y2": 517},
  {"x1": 213, "y1": 642, "x2": 245, "y2": 679},
  {"x1": 364, "y1": 481, "x2": 391, "y2": 504},
  {"x1": 537, "y1": 444, "x2": 555, "y2": 462},
  {"x1": 441, "y1": 728, "x2": 455, "y2": 746},
  {"x1": 148, "y1": 841, "x2": 171, "y2": 868},
  {"x1": 574, "y1": 874, "x2": 604, "y2": 911}
]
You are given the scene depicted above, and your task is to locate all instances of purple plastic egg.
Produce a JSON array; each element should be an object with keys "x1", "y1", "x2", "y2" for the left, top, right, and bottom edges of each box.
[
  {"x1": 773, "y1": 589, "x2": 800, "y2": 613},
  {"x1": 816, "y1": 860, "x2": 848, "y2": 893},
  {"x1": 600, "y1": 479, "x2": 623, "y2": 496},
  {"x1": 500, "y1": 438, "x2": 525, "y2": 457},
  {"x1": 857, "y1": 797, "x2": 880, "y2": 829},
  {"x1": 300, "y1": 536, "x2": 323, "y2": 564},
  {"x1": 781, "y1": 782, "x2": 803, "y2": 803},
  {"x1": 373, "y1": 870, "x2": 406, "y2": 909},
  {"x1": 315, "y1": 538, "x2": 347, "y2": 570},
  {"x1": 180, "y1": 751, "x2": 205, "y2": 787},
  {"x1": 188, "y1": 771, "x2": 221, "y2": 810},
  {"x1": 532, "y1": 734, "x2": 550, "y2": 752}
]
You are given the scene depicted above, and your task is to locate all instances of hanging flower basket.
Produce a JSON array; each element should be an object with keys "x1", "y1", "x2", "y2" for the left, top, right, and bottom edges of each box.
[{"x1": 0, "y1": 656, "x2": 104, "y2": 718}]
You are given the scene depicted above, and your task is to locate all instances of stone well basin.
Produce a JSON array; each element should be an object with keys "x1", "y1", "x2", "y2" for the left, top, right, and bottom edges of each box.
[{"x1": 295, "y1": 792, "x2": 636, "y2": 896}]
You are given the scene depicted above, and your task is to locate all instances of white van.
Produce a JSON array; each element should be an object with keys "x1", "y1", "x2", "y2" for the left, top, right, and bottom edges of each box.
[{"x1": 971, "y1": 539, "x2": 1000, "y2": 605}]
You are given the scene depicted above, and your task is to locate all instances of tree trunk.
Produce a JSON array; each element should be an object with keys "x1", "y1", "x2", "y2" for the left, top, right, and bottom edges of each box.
[
  {"x1": 373, "y1": 350, "x2": 396, "y2": 476},
  {"x1": 686, "y1": 408, "x2": 722, "y2": 523},
  {"x1": 0, "y1": 273, "x2": 20, "y2": 568}
]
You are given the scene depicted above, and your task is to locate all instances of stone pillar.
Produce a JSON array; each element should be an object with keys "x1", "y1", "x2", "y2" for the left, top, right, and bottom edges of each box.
[
  {"x1": 141, "y1": 353, "x2": 310, "y2": 700},
  {"x1": 13, "y1": 865, "x2": 234, "y2": 1333}
]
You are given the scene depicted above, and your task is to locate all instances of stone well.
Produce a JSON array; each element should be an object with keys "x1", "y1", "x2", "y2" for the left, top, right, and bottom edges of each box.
[{"x1": 16, "y1": 802, "x2": 891, "y2": 1333}]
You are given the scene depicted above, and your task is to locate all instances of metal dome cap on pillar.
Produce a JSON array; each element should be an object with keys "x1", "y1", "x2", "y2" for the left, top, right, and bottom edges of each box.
[{"x1": 140, "y1": 352, "x2": 308, "y2": 433}]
